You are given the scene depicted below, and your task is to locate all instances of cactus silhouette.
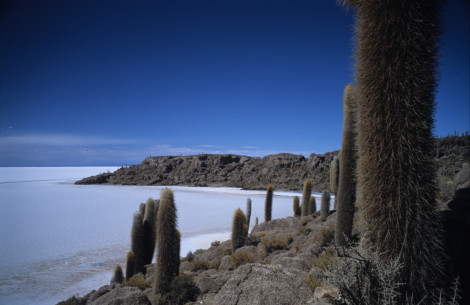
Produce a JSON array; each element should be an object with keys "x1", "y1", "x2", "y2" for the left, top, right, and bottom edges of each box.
[
  {"x1": 143, "y1": 198, "x2": 157, "y2": 266},
  {"x1": 155, "y1": 188, "x2": 179, "y2": 295},
  {"x1": 139, "y1": 203, "x2": 146, "y2": 217},
  {"x1": 329, "y1": 156, "x2": 339, "y2": 209},
  {"x1": 246, "y1": 198, "x2": 252, "y2": 230},
  {"x1": 232, "y1": 208, "x2": 247, "y2": 252},
  {"x1": 301, "y1": 178, "x2": 313, "y2": 217},
  {"x1": 320, "y1": 190, "x2": 330, "y2": 218},
  {"x1": 293, "y1": 196, "x2": 301, "y2": 217},
  {"x1": 264, "y1": 184, "x2": 274, "y2": 222},
  {"x1": 126, "y1": 251, "x2": 135, "y2": 280},
  {"x1": 335, "y1": 84, "x2": 359, "y2": 247},
  {"x1": 131, "y1": 211, "x2": 146, "y2": 274},
  {"x1": 308, "y1": 196, "x2": 316, "y2": 215},
  {"x1": 345, "y1": 0, "x2": 445, "y2": 300},
  {"x1": 255, "y1": 217, "x2": 258, "y2": 227}
]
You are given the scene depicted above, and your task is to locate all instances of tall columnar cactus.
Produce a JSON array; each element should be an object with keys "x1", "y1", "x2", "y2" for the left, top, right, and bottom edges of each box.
[
  {"x1": 264, "y1": 184, "x2": 274, "y2": 222},
  {"x1": 335, "y1": 84, "x2": 359, "y2": 247},
  {"x1": 126, "y1": 251, "x2": 135, "y2": 280},
  {"x1": 320, "y1": 190, "x2": 330, "y2": 218},
  {"x1": 308, "y1": 196, "x2": 316, "y2": 215},
  {"x1": 143, "y1": 198, "x2": 157, "y2": 266},
  {"x1": 329, "y1": 156, "x2": 339, "y2": 209},
  {"x1": 131, "y1": 211, "x2": 146, "y2": 274},
  {"x1": 293, "y1": 196, "x2": 301, "y2": 217},
  {"x1": 246, "y1": 198, "x2": 252, "y2": 230},
  {"x1": 155, "y1": 188, "x2": 179, "y2": 295},
  {"x1": 301, "y1": 178, "x2": 313, "y2": 217},
  {"x1": 175, "y1": 229, "x2": 181, "y2": 274},
  {"x1": 345, "y1": 0, "x2": 445, "y2": 300},
  {"x1": 232, "y1": 208, "x2": 247, "y2": 252},
  {"x1": 255, "y1": 217, "x2": 258, "y2": 227}
]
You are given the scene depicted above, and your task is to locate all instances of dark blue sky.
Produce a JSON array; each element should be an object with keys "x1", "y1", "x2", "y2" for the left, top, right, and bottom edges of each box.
[{"x1": 0, "y1": 0, "x2": 468, "y2": 166}]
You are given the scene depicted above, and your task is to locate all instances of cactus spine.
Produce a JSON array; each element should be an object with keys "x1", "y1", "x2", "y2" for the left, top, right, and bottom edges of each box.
[
  {"x1": 335, "y1": 84, "x2": 359, "y2": 247},
  {"x1": 320, "y1": 190, "x2": 330, "y2": 218},
  {"x1": 301, "y1": 178, "x2": 313, "y2": 217},
  {"x1": 126, "y1": 251, "x2": 135, "y2": 280},
  {"x1": 347, "y1": 0, "x2": 445, "y2": 300},
  {"x1": 329, "y1": 156, "x2": 339, "y2": 209},
  {"x1": 308, "y1": 196, "x2": 316, "y2": 215},
  {"x1": 264, "y1": 184, "x2": 273, "y2": 222},
  {"x1": 293, "y1": 196, "x2": 301, "y2": 217},
  {"x1": 231, "y1": 208, "x2": 247, "y2": 252},
  {"x1": 143, "y1": 198, "x2": 157, "y2": 266},
  {"x1": 131, "y1": 211, "x2": 146, "y2": 274},
  {"x1": 155, "y1": 188, "x2": 179, "y2": 295},
  {"x1": 246, "y1": 198, "x2": 252, "y2": 230}
]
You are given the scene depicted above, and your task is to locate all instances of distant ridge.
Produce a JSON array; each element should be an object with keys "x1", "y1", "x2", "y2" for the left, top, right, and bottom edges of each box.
[{"x1": 76, "y1": 135, "x2": 469, "y2": 204}]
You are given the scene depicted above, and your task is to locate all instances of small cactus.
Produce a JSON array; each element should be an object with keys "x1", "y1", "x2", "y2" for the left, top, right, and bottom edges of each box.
[
  {"x1": 264, "y1": 184, "x2": 274, "y2": 222},
  {"x1": 255, "y1": 217, "x2": 259, "y2": 226},
  {"x1": 126, "y1": 251, "x2": 135, "y2": 280},
  {"x1": 131, "y1": 212, "x2": 146, "y2": 274},
  {"x1": 232, "y1": 208, "x2": 247, "y2": 252},
  {"x1": 301, "y1": 178, "x2": 313, "y2": 217},
  {"x1": 293, "y1": 196, "x2": 301, "y2": 217},
  {"x1": 111, "y1": 265, "x2": 124, "y2": 284},
  {"x1": 155, "y1": 188, "x2": 179, "y2": 295},
  {"x1": 308, "y1": 196, "x2": 316, "y2": 215},
  {"x1": 320, "y1": 190, "x2": 331, "y2": 218},
  {"x1": 246, "y1": 198, "x2": 252, "y2": 229}
]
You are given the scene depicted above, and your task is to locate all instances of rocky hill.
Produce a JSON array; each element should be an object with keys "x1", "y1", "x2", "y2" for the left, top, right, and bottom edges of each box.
[{"x1": 76, "y1": 135, "x2": 469, "y2": 202}]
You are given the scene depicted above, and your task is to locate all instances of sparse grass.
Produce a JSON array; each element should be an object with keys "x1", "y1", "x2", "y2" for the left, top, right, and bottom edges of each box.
[
  {"x1": 121, "y1": 276, "x2": 149, "y2": 290},
  {"x1": 57, "y1": 296, "x2": 86, "y2": 305},
  {"x1": 304, "y1": 274, "x2": 322, "y2": 292},
  {"x1": 311, "y1": 246, "x2": 337, "y2": 271},
  {"x1": 313, "y1": 224, "x2": 335, "y2": 246},
  {"x1": 211, "y1": 240, "x2": 221, "y2": 247},
  {"x1": 232, "y1": 251, "x2": 254, "y2": 267},
  {"x1": 298, "y1": 225, "x2": 311, "y2": 234},
  {"x1": 262, "y1": 234, "x2": 293, "y2": 253},
  {"x1": 293, "y1": 243, "x2": 302, "y2": 252}
]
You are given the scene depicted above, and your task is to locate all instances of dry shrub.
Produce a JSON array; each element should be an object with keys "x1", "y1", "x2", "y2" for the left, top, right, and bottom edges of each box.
[
  {"x1": 304, "y1": 274, "x2": 322, "y2": 292},
  {"x1": 262, "y1": 234, "x2": 293, "y2": 253},
  {"x1": 121, "y1": 276, "x2": 149, "y2": 290},
  {"x1": 313, "y1": 224, "x2": 335, "y2": 246},
  {"x1": 232, "y1": 251, "x2": 254, "y2": 267}
]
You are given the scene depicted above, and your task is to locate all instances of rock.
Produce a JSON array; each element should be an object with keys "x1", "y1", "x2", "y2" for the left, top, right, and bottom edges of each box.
[
  {"x1": 312, "y1": 286, "x2": 341, "y2": 304},
  {"x1": 212, "y1": 263, "x2": 314, "y2": 305},
  {"x1": 218, "y1": 255, "x2": 234, "y2": 271},
  {"x1": 86, "y1": 286, "x2": 150, "y2": 305},
  {"x1": 454, "y1": 164, "x2": 470, "y2": 189}
]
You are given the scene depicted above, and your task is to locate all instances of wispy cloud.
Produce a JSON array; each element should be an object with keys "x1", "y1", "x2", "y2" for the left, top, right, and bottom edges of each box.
[{"x1": 0, "y1": 133, "x2": 135, "y2": 147}]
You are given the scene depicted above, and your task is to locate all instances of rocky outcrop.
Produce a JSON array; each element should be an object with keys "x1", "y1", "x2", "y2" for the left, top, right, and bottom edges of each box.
[
  {"x1": 76, "y1": 152, "x2": 338, "y2": 192},
  {"x1": 76, "y1": 136, "x2": 469, "y2": 195}
]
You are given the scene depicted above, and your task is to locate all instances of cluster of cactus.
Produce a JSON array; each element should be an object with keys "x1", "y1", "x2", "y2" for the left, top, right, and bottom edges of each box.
[
  {"x1": 264, "y1": 184, "x2": 274, "y2": 222},
  {"x1": 344, "y1": 0, "x2": 446, "y2": 301},
  {"x1": 293, "y1": 196, "x2": 301, "y2": 217},
  {"x1": 301, "y1": 178, "x2": 313, "y2": 217},
  {"x1": 335, "y1": 83, "x2": 359, "y2": 246},
  {"x1": 155, "y1": 188, "x2": 180, "y2": 295},
  {"x1": 128, "y1": 198, "x2": 159, "y2": 277}
]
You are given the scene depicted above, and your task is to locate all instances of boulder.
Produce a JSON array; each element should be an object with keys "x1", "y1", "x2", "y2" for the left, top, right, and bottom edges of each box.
[
  {"x1": 212, "y1": 263, "x2": 314, "y2": 305},
  {"x1": 86, "y1": 286, "x2": 150, "y2": 305}
]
